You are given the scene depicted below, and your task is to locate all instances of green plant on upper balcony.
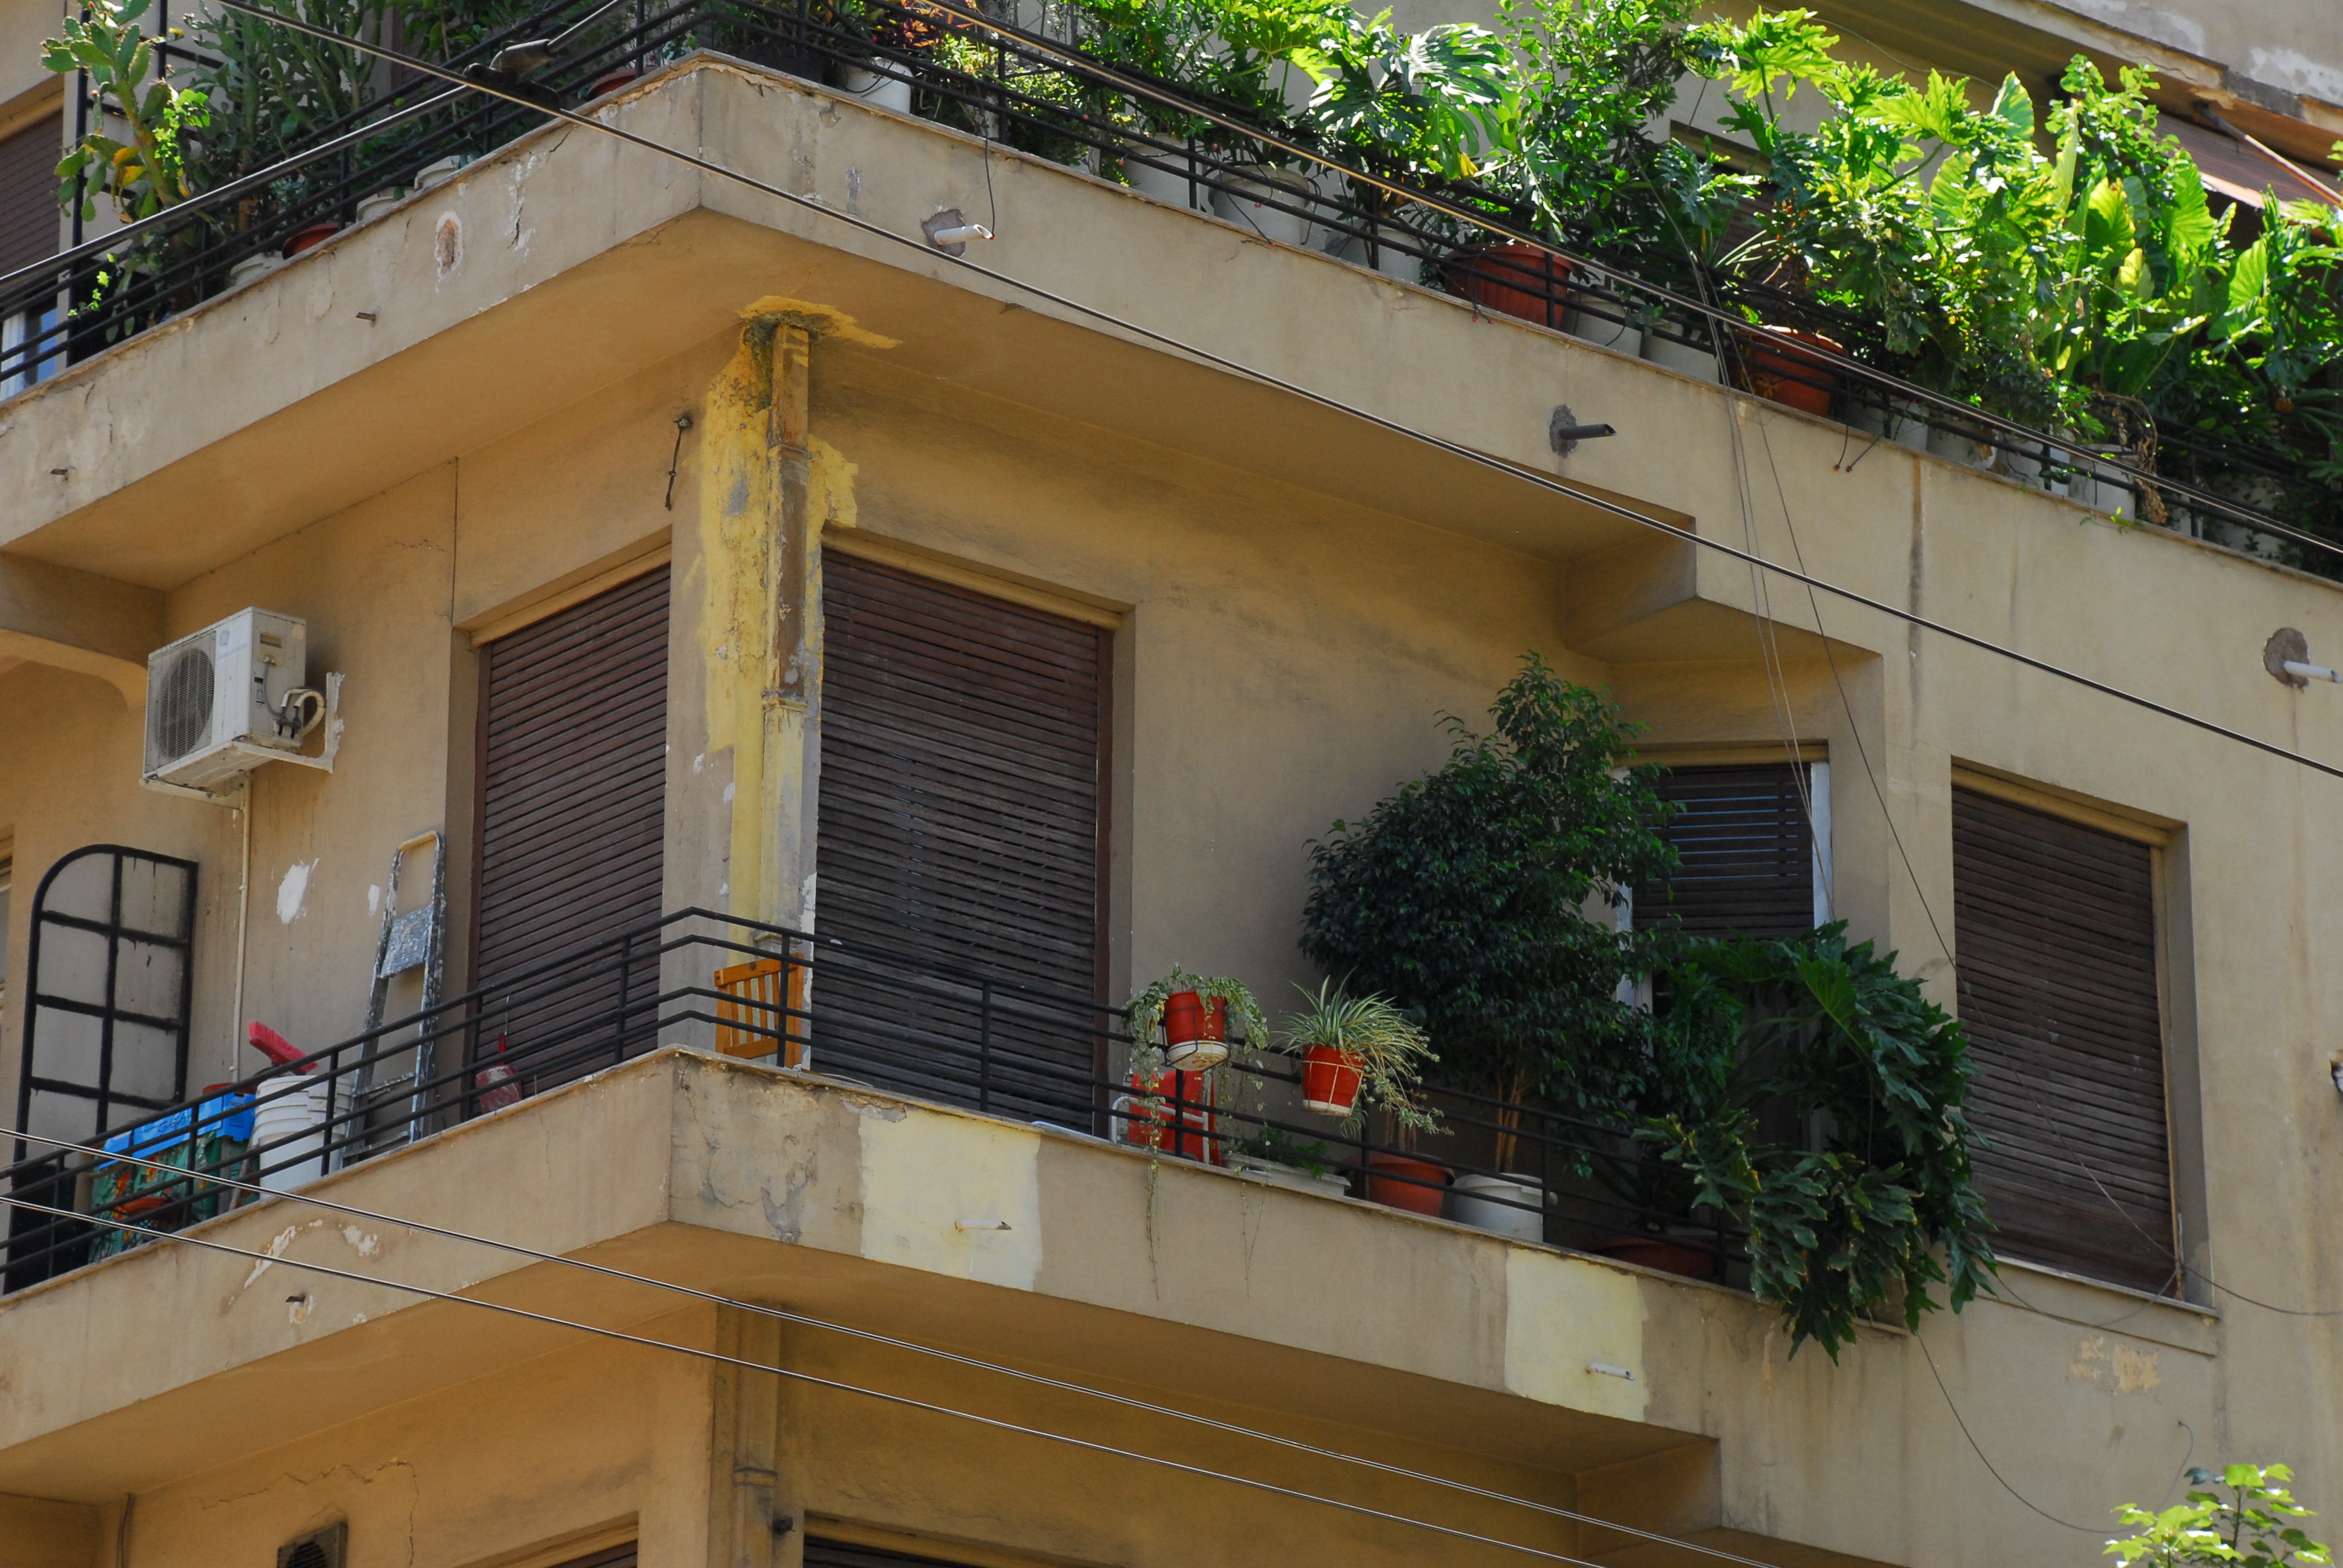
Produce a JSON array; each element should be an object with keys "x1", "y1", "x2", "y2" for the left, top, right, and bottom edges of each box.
[
  {"x1": 44, "y1": 0, "x2": 211, "y2": 223},
  {"x1": 1640, "y1": 923, "x2": 1995, "y2": 1359},
  {"x1": 2108, "y1": 1463, "x2": 2332, "y2": 1568},
  {"x1": 1694, "y1": 10, "x2": 2343, "y2": 519}
]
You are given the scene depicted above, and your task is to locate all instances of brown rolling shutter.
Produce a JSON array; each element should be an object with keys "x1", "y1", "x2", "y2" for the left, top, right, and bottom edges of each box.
[
  {"x1": 1637, "y1": 763, "x2": 1815, "y2": 938},
  {"x1": 0, "y1": 114, "x2": 60, "y2": 278},
  {"x1": 817, "y1": 554, "x2": 1106, "y2": 1123},
  {"x1": 473, "y1": 566, "x2": 669, "y2": 1092},
  {"x1": 1953, "y1": 788, "x2": 2174, "y2": 1292}
]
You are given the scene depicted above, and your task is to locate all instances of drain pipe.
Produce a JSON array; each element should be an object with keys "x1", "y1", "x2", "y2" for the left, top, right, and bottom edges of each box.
[{"x1": 230, "y1": 774, "x2": 253, "y2": 1070}]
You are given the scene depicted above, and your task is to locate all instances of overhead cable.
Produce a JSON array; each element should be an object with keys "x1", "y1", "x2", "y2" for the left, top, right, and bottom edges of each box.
[
  {"x1": 148, "y1": 0, "x2": 2343, "y2": 789},
  {"x1": 0, "y1": 1123, "x2": 1791, "y2": 1568}
]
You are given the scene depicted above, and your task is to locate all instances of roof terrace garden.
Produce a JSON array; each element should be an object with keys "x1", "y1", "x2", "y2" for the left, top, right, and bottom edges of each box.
[{"x1": 10, "y1": 0, "x2": 2340, "y2": 560}]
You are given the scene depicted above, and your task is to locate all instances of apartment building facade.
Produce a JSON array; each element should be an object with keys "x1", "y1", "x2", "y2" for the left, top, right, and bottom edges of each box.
[{"x1": 0, "y1": 4, "x2": 2340, "y2": 1567}]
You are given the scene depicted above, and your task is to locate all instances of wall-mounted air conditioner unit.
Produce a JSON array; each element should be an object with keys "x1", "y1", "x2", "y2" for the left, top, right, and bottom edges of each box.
[{"x1": 143, "y1": 608, "x2": 338, "y2": 794}]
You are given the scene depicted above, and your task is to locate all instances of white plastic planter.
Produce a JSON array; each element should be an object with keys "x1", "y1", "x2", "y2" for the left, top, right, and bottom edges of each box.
[
  {"x1": 252, "y1": 1078, "x2": 332, "y2": 1192},
  {"x1": 226, "y1": 252, "x2": 287, "y2": 290},
  {"x1": 1449, "y1": 1173, "x2": 1544, "y2": 1241},
  {"x1": 414, "y1": 154, "x2": 473, "y2": 192},
  {"x1": 841, "y1": 67, "x2": 914, "y2": 116},
  {"x1": 354, "y1": 187, "x2": 407, "y2": 225},
  {"x1": 1640, "y1": 325, "x2": 1720, "y2": 382},
  {"x1": 1162, "y1": 1037, "x2": 1228, "y2": 1070},
  {"x1": 1211, "y1": 168, "x2": 1316, "y2": 247},
  {"x1": 1853, "y1": 397, "x2": 1930, "y2": 451},
  {"x1": 1124, "y1": 154, "x2": 1201, "y2": 209}
]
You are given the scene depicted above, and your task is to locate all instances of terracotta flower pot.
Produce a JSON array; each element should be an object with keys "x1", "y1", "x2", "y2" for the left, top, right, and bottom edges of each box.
[
  {"x1": 1116, "y1": 1070, "x2": 1223, "y2": 1165},
  {"x1": 1162, "y1": 990, "x2": 1228, "y2": 1068},
  {"x1": 1363, "y1": 1151, "x2": 1450, "y2": 1215},
  {"x1": 588, "y1": 67, "x2": 641, "y2": 99},
  {"x1": 1299, "y1": 1044, "x2": 1364, "y2": 1116},
  {"x1": 281, "y1": 222, "x2": 341, "y2": 259},
  {"x1": 1441, "y1": 242, "x2": 1570, "y2": 330},
  {"x1": 1591, "y1": 1233, "x2": 1717, "y2": 1281},
  {"x1": 1742, "y1": 325, "x2": 1841, "y2": 416}
]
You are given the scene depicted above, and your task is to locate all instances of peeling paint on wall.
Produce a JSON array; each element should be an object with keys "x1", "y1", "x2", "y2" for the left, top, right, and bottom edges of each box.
[
  {"x1": 277, "y1": 860, "x2": 316, "y2": 924},
  {"x1": 1502, "y1": 1249, "x2": 1650, "y2": 1422},
  {"x1": 2071, "y1": 1336, "x2": 2163, "y2": 1394},
  {"x1": 733, "y1": 295, "x2": 900, "y2": 349},
  {"x1": 858, "y1": 1108, "x2": 1041, "y2": 1289},
  {"x1": 810, "y1": 436, "x2": 859, "y2": 531}
]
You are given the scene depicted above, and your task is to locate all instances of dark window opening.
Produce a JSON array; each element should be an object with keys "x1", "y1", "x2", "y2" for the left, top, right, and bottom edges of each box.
[{"x1": 1636, "y1": 762, "x2": 1823, "y2": 940}]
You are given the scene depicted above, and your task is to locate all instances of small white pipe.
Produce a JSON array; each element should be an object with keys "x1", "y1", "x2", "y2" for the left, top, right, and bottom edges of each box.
[
  {"x1": 231, "y1": 776, "x2": 253, "y2": 1071},
  {"x1": 2284, "y1": 660, "x2": 2341, "y2": 684},
  {"x1": 928, "y1": 223, "x2": 993, "y2": 247}
]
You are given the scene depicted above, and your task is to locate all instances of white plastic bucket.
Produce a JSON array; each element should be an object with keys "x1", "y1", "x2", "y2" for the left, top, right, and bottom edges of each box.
[
  {"x1": 1211, "y1": 168, "x2": 1316, "y2": 247},
  {"x1": 252, "y1": 1078, "x2": 331, "y2": 1192},
  {"x1": 1449, "y1": 1174, "x2": 1544, "y2": 1241},
  {"x1": 841, "y1": 67, "x2": 914, "y2": 116}
]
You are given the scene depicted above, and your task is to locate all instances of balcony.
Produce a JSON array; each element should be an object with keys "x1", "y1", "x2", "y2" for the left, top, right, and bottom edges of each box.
[
  {"x1": 2, "y1": 0, "x2": 2325, "y2": 556},
  {"x1": 1, "y1": 910, "x2": 1751, "y2": 1295}
]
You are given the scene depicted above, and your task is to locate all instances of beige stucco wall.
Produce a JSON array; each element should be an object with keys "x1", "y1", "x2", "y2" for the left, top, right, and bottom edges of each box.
[
  {"x1": 2, "y1": 57, "x2": 2342, "y2": 1568},
  {"x1": 0, "y1": 1054, "x2": 2235, "y2": 1568}
]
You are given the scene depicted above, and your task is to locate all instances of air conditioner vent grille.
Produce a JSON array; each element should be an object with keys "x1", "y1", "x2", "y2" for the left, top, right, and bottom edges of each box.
[{"x1": 154, "y1": 645, "x2": 215, "y2": 762}]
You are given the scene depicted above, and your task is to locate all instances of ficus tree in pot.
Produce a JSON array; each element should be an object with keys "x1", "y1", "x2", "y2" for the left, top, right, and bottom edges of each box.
[
  {"x1": 1299, "y1": 653, "x2": 1678, "y2": 1164},
  {"x1": 1641, "y1": 923, "x2": 1996, "y2": 1358}
]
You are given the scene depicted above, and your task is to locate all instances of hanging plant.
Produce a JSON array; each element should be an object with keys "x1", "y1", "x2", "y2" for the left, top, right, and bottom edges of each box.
[
  {"x1": 1273, "y1": 979, "x2": 1438, "y2": 1132},
  {"x1": 1126, "y1": 965, "x2": 1268, "y2": 1074}
]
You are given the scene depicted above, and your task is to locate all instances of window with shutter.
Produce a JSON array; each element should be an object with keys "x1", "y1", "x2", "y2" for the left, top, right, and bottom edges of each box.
[
  {"x1": 1635, "y1": 762, "x2": 1824, "y2": 939},
  {"x1": 0, "y1": 113, "x2": 64, "y2": 396},
  {"x1": 1952, "y1": 786, "x2": 2175, "y2": 1293},
  {"x1": 816, "y1": 553, "x2": 1108, "y2": 1124},
  {"x1": 471, "y1": 566, "x2": 669, "y2": 1094}
]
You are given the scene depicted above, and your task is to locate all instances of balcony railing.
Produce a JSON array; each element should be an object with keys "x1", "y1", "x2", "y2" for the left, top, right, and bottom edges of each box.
[
  {"x1": 0, "y1": 0, "x2": 2330, "y2": 558},
  {"x1": 1, "y1": 907, "x2": 1747, "y2": 1295}
]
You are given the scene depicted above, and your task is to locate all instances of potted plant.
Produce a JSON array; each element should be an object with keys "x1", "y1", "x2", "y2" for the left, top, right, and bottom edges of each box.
[
  {"x1": 1738, "y1": 324, "x2": 1842, "y2": 416},
  {"x1": 1274, "y1": 980, "x2": 1433, "y2": 1120},
  {"x1": 1637, "y1": 924, "x2": 1997, "y2": 1357},
  {"x1": 1128, "y1": 965, "x2": 1265, "y2": 1071}
]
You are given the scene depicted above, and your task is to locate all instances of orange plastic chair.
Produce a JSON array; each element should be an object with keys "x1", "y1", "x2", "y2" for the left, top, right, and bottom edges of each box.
[{"x1": 713, "y1": 955, "x2": 808, "y2": 1065}]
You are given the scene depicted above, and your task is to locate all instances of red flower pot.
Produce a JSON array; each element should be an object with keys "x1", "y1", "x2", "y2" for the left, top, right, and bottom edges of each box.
[
  {"x1": 1591, "y1": 1234, "x2": 1717, "y2": 1281},
  {"x1": 1118, "y1": 1070, "x2": 1223, "y2": 1165},
  {"x1": 281, "y1": 221, "x2": 341, "y2": 258},
  {"x1": 1441, "y1": 242, "x2": 1571, "y2": 330},
  {"x1": 1299, "y1": 1044, "x2": 1364, "y2": 1116},
  {"x1": 588, "y1": 67, "x2": 641, "y2": 99},
  {"x1": 1363, "y1": 1151, "x2": 1450, "y2": 1215},
  {"x1": 1743, "y1": 325, "x2": 1841, "y2": 416},
  {"x1": 1162, "y1": 990, "x2": 1228, "y2": 1068}
]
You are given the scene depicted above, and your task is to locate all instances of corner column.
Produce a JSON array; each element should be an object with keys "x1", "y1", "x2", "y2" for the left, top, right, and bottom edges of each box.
[
  {"x1": 759, "y1": 319, "x2": 821, "y2": 936},
  {"x1": 707, "y1": 1305, "x2": 785, "y2": 1568}
]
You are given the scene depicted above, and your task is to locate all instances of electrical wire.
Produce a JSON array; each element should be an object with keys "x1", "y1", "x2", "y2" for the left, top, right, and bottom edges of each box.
[
  {"x1": 0, "y1": 1189, "x2": 1614, "y2": 1568},
  {"x1": 1913, "y1": 1330, "x2": 2109, "y2": 1535},
  {"x1": 145, "y1": 0, "x2": 2343, "y2": 792},
  {"x1": 0, "y1": 1123, "x2": 1794, "y2": 1568}
]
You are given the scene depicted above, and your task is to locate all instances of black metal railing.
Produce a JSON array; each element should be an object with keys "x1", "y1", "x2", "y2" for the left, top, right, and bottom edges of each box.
[
  {"x1": 0, "y1": 907, "x2": 1748, "y2": 1294},
  {"x1": 0, "y1": 0, "x2": 2330, "y2": 560}
]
